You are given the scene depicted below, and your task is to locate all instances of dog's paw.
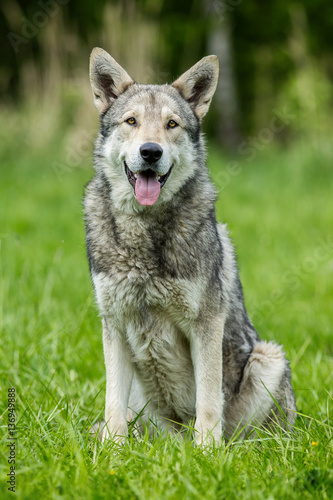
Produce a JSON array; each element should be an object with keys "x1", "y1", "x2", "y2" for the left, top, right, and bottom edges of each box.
[
  {"x1": 89, "y1": 419, "x2": 128, "y2": 444},
  {"x1": 194, "y1": 418, "x2": 222, "y2": 448}
]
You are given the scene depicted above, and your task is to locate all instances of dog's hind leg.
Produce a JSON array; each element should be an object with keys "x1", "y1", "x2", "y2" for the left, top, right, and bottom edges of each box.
[{"x1": 223, "y1": 341, "x2": 296, "y2": 439}]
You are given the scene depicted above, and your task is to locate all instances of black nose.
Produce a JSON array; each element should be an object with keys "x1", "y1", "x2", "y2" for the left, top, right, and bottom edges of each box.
[{"x1": 140, "y1": 142, "x2": 163, "y2": 164}]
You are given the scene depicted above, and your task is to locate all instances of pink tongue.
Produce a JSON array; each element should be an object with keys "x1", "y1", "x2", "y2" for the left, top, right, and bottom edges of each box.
[{"x1": 135, "y1": 172, "x2": 161, "y2": 206}]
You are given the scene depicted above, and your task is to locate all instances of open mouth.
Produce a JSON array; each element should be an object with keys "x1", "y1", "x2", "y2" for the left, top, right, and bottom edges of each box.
[{"x1": 125, "y1": 162, "x2": 173, "y2": 206}]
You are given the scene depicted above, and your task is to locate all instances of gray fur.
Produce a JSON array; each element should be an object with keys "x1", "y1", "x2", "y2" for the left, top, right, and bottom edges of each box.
[{"x1": 84, "y1": 48, "x2": 296, "y2": 445}]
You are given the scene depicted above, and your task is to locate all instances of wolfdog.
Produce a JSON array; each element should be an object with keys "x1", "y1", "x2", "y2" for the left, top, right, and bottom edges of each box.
[{"x1": 84, "y1": 48, "x2": 296, "y2": 445}]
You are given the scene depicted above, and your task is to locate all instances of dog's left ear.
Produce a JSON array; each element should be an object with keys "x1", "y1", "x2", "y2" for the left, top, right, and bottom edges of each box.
[{"x1": 172, "y1": 56, "x2": 219, "y2": 120}]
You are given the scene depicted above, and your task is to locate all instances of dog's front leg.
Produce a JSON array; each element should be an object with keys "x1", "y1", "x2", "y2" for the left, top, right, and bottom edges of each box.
[
  {"x1": 102, "y1": 317, "x2": 133, "y2": 443},
  {"x1": 191, "y1": 315, "x2": 225, "y2": 447}
]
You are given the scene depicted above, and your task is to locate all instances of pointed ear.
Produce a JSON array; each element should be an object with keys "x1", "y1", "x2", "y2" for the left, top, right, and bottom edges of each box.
[
  {"x1": 89, "y1": 48, "x2": 134, "y2": 114},
  {"x1": 172, "y1": 55, "x2": 219, "y2": 120}
]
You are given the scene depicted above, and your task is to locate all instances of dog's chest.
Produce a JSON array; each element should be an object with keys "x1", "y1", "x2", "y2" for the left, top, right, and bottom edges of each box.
[
  {"x1": 93, "y1": 268, "x2": 202, "y2": 332},
  {"x1": 92, "y1": 215, "x2": 203, "y2": 326}
]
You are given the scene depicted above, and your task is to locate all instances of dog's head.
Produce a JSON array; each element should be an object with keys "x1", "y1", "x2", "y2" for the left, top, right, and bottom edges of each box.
[{"x1": 89, "y1": 48, "x2": 219, "y2": 211}]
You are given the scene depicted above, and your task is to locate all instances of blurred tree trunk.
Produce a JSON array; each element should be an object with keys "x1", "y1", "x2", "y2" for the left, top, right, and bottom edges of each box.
[{"x1": 206, "y1": 6, "x2": 241, "y2": 149}]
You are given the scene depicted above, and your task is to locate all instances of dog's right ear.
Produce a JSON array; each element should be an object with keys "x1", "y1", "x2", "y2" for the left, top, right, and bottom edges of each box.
[{"x1": 89, "y1": 48, "x2": 134, "y2": 114}]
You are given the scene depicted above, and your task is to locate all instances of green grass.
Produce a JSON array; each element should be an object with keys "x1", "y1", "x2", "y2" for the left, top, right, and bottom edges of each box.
[{"x1": 1, "y1": 129, "x2": 332, "y2": 499}]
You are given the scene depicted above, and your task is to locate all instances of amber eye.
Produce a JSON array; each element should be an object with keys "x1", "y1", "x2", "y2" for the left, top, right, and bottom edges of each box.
[
  {"x1": 126, "y1": 117, "x2": 136, "y2": 125},
  {"x1": 167, "y1": 120, "x2": 178, "y2": 128}
]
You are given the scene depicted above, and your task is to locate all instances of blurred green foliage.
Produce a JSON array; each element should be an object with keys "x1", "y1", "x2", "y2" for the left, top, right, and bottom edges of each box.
[{"x1": 1, "y1": 0, "x2": 333, "y2": 142}]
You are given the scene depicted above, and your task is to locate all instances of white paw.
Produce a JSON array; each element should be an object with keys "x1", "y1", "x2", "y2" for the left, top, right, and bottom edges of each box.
[
  {"x1": 195, "y1": 418, "x2": 222, "y2": 447},
  {"x1": 90, "y1": 418, "x2": 128, "y2": 443},
  {"x1": 102, "y1": 419, "x2": 128, "y2": 444}
]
